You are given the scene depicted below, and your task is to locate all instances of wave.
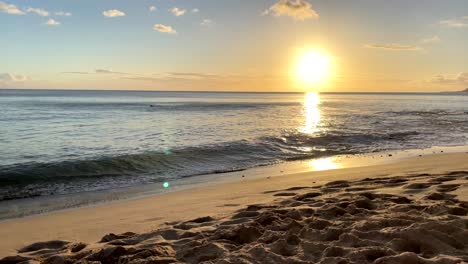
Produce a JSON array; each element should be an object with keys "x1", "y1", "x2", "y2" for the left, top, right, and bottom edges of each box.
[
  {"x1": 379, "y1": 110, "x2": 468, "y2": 116},
  {"x1": 2, "y1": 102, "x2": 300, "y2": 116},
  {"x1": 148, "y1": 102, "x2": 299, "y2": 111},
  {"x1": 0, "y1": 131, "x2": 421, "y2": 201}
]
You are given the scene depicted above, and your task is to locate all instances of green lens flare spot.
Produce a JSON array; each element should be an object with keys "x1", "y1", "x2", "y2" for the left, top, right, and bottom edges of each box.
[{"x1": 163, "y1": 182, "x2": 170, "y2": 188}]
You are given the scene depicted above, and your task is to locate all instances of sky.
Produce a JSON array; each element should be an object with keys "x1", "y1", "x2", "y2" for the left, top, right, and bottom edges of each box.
[{"x1": 1, "y1": 0, "x2": 468, "y2": 92}]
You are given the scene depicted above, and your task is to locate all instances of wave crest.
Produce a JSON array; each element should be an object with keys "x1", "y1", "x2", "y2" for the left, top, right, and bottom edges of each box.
[{"x1": 0, "y1": 130, "x2": 420, "y2": 201}]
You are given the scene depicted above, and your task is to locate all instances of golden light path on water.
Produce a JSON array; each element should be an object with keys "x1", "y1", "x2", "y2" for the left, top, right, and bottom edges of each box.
[
  {"x1": 302, "y1": 92, "x2": 342, "y2": 171},
  {"x1": 302, "y1": 91, "x2": 321, "y2": 134}
]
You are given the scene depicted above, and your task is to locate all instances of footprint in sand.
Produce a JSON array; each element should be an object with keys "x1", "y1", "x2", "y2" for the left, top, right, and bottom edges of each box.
[
  {"x1": 273, "y1": 192, "x2": 297, "y2": 197},
  {"x1": 285, "y1": 186, "x2": 311, "y2": 191},
  {"x1": 18, "y1": 240, "x2": 70, "y2": 253},
  {"x1": 447, "y1": 170, "x2": 468, "y2": 176},
  {"x1": 265, "y1": 186, "x2": 313, "y2": 195},
  {"x1": 424, "y1": 192, "x2": 456, "y2": 201},
  {"x1": 218, "y1": 203, "x2": 240, "y2": 207},
  {"x1": 324, "y1": 180, "x2": 350, "y2": 188},
  {"x1": 429, "y1": 176, "x2": 456, "y2": 183},
  {"x1": 403, "y1": 182, "x2": 433, "y2": 190},
  {"x1": 436, "y1": 184, "x2": 461, "y2": 192}
]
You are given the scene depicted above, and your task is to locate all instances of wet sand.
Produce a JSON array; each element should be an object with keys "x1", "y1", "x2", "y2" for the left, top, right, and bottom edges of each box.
[{"x1": 1, "y1": 152, "x2": 467, "y2": 263}]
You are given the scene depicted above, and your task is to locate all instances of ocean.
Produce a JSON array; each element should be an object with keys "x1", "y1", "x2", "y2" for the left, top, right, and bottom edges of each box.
[{"x1": 0, "y1": 90, "x2": 467, "y2": 218}]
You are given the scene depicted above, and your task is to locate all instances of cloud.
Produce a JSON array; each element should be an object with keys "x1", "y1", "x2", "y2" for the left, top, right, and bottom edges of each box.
[
  {"x1": 263, "y1": 0, "x2": 319, "y2": 21},
  {"x1": 103, "y1": 9, "x2": 125, "y2": 18},
  {"x1": 439, "y1": 17, "x2": 468, "y2": 28},
  {"x1": 201, "y1": 19, "x2": 213, "y2": 26},
  {"x1": 192, "y1": 8, "x2": 199, "y2": 13},
  {"x1": 0, "y1": 73, "x2": 30, "y2": 82},
  {"x1": 45, "y1": 18, "x2": 60, "y2": 25},
  {"x1": 55, "y1": 11, "x2": 72, "y2": 16},
  {"x1": 430, "y1": 72, "x2": 468, "y2": 84},
  {"x1": 26, "y1": 7, "x2": 49, "y2": 17},
  {"x1": 95, "y1": 69, "x2": 129, "y2": 75},
  {"x1": 170, "y1": 7, "x2": 186, "y2": 17},
  {"x1": 420, "y1": 36, "x2": 440, "y2": 44},
  {"x1": 123, "y1": 76, "x2": 161, "y2": 81},
  {"x1": 62, "y1": 71, "x2": 90, "y2": 75},
  {"x1": 167, "y1": 72, "x2": 220, "y2": 79},
  {"x1": 0, "y1": 1, "x2": 24, "y2": 15},
  {"x1": 122, "y1": 72, "x2": 290, "y2": 90},
  {"x1": 123, "y1": 74, "x2": 218, "y2": 82},
  {"x1": 62, "y1": 69, "x2": 131, "y2": 75},
  {"x1": 123, "y1": 72, "x2": 222, "y2": 82},
  {"x1": 364, "y1": 43, "x2": 421, "y2": 51},
  {"x1": 154, "y1": 24, "x2": 177, "y2": 34},
  {"x1": 149, "y1": 6, "x2": 156, "y2": 12}
]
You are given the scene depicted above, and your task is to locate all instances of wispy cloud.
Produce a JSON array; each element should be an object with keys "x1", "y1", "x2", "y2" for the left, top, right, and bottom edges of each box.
[
  {"x1": 154, "y1": 24, "x2": 177, "y2": 34},
  {"x1": 420, "y1": 36, "x2": 440, "y2": 44},
  {"x1": 170, "y1": 7, "x2": 186, "y2": 17},
  {"x1": 125, "y1": 72, "x2": 287, "y2": 82},
  {"x1": 123, "y1": 76, "x2": 161, "y2": 81},
  {"x1": 263, "y1": 0, "x2": 319, "y2": 21},
  {"x1": 167, "y1": 72, "x2": 220, "y2": 79},
  {"x1": 62, "y1": 69, "x2": 131, "y2": 75},
  {"x1": 95, "y1": 69, "x2": 129, "y2": 75},
  {"x1": 192, "y1": 8, "x2": 199, "y2": 13},
  {"x1": 439, "y1": 16, "x2": 468, "y2": 28},
  {"x1": 0, "y1": 73, "x2": 30, "y2": 82},
  {"x1": 0, "y1": 1, "x2": 24, "y2": 15},
  {"x1": 26, "y1": 7, "x2": 49, "y2": 17},
  {"x1": 201, "y1": 19, "x2": 213, "y2": 26},
  {"x1": 123, "y1": 72, "x2": 221, "y2": 82},
  {"x1": 364, "y1": 43, "x2": 421, "y2": 51},
  {"x1": 45, "y1": 18, "x2": 60, "y2": 26},
  {"x1": 55, "y1": 11, "x2": 72, "y2": 16},
  {"x1": 149, "y1": 6, "x2": 157, "y2": 12},
  {"x1": 62, "y1": 71, "x2": 90, "y2": 75},
  {"x1": 102, "y1": 9, "x2": 126, "y2": 18},
  {"x1": 430, "y1": 72, "x2": 468, "y2": 84}
]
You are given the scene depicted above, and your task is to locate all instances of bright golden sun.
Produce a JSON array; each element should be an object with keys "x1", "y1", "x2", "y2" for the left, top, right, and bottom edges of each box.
[{"x1": 296, "y1": 50, "x2": 331, "y2": 85}]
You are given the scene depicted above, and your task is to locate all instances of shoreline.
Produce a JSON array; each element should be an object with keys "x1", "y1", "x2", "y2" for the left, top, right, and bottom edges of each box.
[
  {"x1": 1, "y1": 151, "x2": 467, "y2": 258},
  {"x1": 1, "y1": 145, "x2": 467, "y2": 221}
]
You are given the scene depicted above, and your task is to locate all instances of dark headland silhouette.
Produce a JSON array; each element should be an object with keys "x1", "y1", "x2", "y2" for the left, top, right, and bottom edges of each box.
[{"x1": 442, "y1": 88, "x2": 468, "y2": 93}]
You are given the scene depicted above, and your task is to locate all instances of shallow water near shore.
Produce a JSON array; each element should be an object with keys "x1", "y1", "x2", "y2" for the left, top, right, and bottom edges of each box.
[{"x1": 1, "y1": 145, "x2": 467, "y2": 220}]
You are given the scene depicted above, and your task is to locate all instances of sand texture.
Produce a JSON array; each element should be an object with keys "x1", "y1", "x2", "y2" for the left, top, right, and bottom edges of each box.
[{"x1": 1, "y1": 166, "x2": 467, "y2": 263}]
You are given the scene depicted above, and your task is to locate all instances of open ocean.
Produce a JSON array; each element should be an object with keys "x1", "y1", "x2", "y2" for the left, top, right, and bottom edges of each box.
[{"x1": 0, "y1": 90, "x2": 467, "y2": 217}]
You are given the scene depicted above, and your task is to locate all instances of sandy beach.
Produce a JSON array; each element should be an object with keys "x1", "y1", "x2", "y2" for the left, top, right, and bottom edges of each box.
[{"x1": 1, "y1": 152, "x2": 467, "y2": 263}]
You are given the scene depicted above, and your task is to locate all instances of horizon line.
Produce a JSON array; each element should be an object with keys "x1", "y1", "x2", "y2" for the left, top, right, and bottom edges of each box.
[{"x1": 1, "y1": 88, "x2": 465, "y2": 94}]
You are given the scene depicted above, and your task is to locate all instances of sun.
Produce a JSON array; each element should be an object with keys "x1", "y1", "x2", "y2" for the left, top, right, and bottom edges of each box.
[{"x1": 295, "y1": 50, "x2": 331, "y2": 85}]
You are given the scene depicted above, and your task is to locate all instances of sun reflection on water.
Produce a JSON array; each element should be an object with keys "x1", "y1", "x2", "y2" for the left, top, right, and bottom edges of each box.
[
  {"x1": 302, "y1": 91, "x2": 321, "y2": 134},
  {"x1": 308, "y1": 157, "x2": 341, "y2": 171}
]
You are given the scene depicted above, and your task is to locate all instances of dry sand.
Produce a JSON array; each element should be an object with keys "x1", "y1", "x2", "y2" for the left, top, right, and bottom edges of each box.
[{"x1": 1, "y1": 152, "x2": 467, "y2": 263}]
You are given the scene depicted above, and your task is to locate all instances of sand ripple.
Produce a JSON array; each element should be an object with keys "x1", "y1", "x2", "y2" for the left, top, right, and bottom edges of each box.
[{"x1": 2, "y1": 171, "x2": 467, "y2": 264}]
